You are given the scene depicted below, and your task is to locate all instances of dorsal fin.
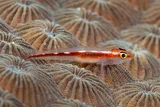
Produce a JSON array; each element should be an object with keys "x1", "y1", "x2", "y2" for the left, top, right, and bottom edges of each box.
[
  {"x1": 110, "y1": 48, "x2": 127, "y2": 53},
  {"x1": 119, "y1": 48, "x2": 126, "y2": 51}
]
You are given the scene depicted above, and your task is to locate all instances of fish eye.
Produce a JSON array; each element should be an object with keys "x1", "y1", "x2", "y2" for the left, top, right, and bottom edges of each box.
[{"x1": 120, "y1": 53, "x2": 127, "y2": 59}]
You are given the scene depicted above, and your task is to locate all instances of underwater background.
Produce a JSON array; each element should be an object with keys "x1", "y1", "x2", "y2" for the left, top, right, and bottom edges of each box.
[{"x1": 0, "y1": 0, "x2": 159, "y2": 107}]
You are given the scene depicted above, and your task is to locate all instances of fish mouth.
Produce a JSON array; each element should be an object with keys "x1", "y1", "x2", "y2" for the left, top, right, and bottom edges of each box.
[
  {"x1": 127, "y1": 51, "x2": 134, "y2": 59},
  {"x1": 130, "y1": 54, "x2": 134, "y2": 59}
]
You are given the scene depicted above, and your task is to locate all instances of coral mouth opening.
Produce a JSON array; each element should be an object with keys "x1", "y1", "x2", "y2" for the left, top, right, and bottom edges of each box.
[
  {"x1": 7, "y1": 66, "x2": 26, "y2": 74},
  {"x1": 97, "y1": 0, "x2": 105, "y2": 3},
  {"x1": 45, "y1": 31, "x2": 56, "y2": 37}
]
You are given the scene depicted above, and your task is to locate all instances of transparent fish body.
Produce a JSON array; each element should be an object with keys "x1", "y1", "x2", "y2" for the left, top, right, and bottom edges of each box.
[{"x1": 28, "y1": 47, "x2": 134, "y2": 65}]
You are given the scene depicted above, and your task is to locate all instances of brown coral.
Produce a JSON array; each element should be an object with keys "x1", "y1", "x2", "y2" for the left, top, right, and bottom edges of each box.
[
  {"x1": 34, "y1": 0, "x2": 61, "y2": 11},
  {"x1": 0, "y1": 54, "x2": 63, "y2": 107},
  {"x1": 0, "y1": 18, "x2": 14, "y2": 33},
  {"x1": 125, "y1": 0, "x2": 155, "y2": 11},
  {"x1": 0, "y1": 0, "x2": 53, "y2": 27},
  {"x1": 0, "y1": 31, "x2": 35, "y2": 58},
  {"x1": 114, "y1": 81, "x2": 160, "y2": 107},
  {"x1": 0, "y1": 88, "x2": 24, "y2": 107},
  {"x1": 121, "y1": 24, "x2": 160, "y2": 59},
  {"x1": 14, "y1": 20, "x2": 80, "y2": 51},
  {"x1": 142, "y1": 1, "x2": 160, "y2": 26},
  {"x1": 53, "y1": 8, "x2": 119, "y2": 47},
  {"x1": 75, "y1": 63, "x2": 134, "y2": 89},
  {"x1": 50, "y1": 98, "x2": 93, "y2": 107},
  {"x1": 61, "y1": 0, "x2": 139, "y2": 30},
  {"x1": 98, "y1": 40, "x2": 160, "y2": 81},
  {"x1": 44, "y1": 63, "x2": 115, "y2": 107}
]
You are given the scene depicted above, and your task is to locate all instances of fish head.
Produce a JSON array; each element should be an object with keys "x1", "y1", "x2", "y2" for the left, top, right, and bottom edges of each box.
[{"x1": 105, "y1": 48, "x2": 134, "y2": 65}]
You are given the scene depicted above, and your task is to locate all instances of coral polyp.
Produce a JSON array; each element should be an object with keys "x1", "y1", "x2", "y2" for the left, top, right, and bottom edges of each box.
[
  {"x1": 14, "y1": 20, "x2": 80, "y2": 51},
  {"x1": 142, "y1": 1, "x2": 160, "y2": 26},
  {"x1": 0, "y1": 31, "x2": 35, "y2": 58},
  {"x1": 0, "y1": 54, "x2": 63, "y2": 107},
  {"x1": 43, "y1": 63, "x2": 115, "y2": 107},
  {"x1": 125, "y1": 0, "x2": 155, "y2": 11},
  {"x1": 0, "y1": 0, "x2": 53, "y2": 27},
  {"x1": 75, "y1": 63, "x2": 134, "y2": 89},
  {"x1": 34, "y1": 0, "x2": 61, "y2": 11},
  {"x1": 0, "y1": 88, "x2": 24, "y2": 107},
  {"x1": 61, "y1": 0, "x2": 139, "y2": 30},
  {"x1": 53, "y1": 8, "x2": 119, "y2": 47},
  {"x1": 114, "y1": 81, "x2": 160, "y2": 107},
  {"x1": 51, "y1": 98, "x2": 93, "y2": 107},
  {"x1": 121, "y1": 24, "x2": 160, "y2": 59},
  {"x1": 0, "y1": 18, "x2": 14, "y2": 33}
]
